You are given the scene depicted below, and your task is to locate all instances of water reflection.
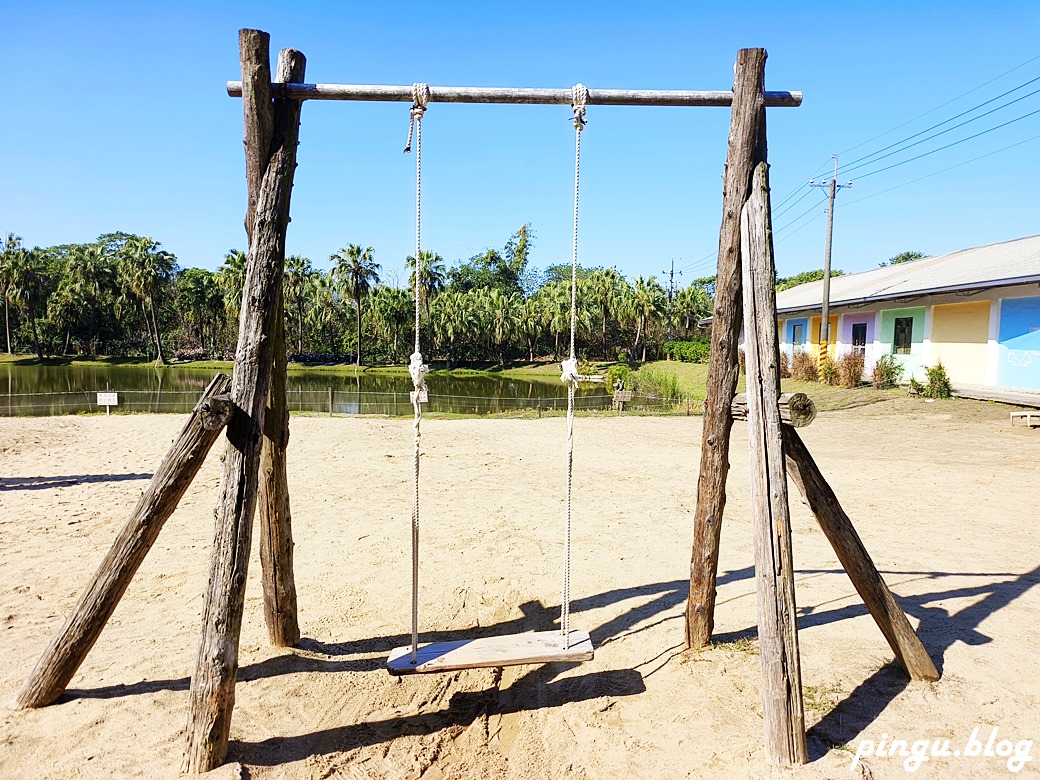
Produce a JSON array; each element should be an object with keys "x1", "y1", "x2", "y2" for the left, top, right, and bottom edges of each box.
[{"x1": 0, "y1": 363, "x2": 620, "y2": 417}]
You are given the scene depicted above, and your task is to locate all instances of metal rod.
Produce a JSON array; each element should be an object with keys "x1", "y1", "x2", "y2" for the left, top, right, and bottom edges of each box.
[{"x1": 226, "y1": 81, "x2": 802, "y2": 107}]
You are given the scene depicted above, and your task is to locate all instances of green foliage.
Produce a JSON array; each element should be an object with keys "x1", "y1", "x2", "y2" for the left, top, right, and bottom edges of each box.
[
  {"x1": 819, "y1": 355, "x2": 840, "y2": 386},
  {"x1": 908, "y1": 376, "x2": 925, "y2": 395},
  {"x1": 923, "y1": 360, "x2": 953, "y2": 399},
  {"x1": 635, "y1": 365, "x2": 683, "y2": 400},
  {"x1": 663, "y1": 340, "x2": 711, "y2": 363},
  {"x1": 879, "y1": 250, "x2": 928, "y2": 267},
  {"x1": 791, "y1": 351, "x2": 818, "y2": 382},
  {"x1": 606, "y1": 362, "x2": 631, "y2": 390},
  {"x1": 836, "y1": 351, "x2": 866, "y2": 389},
  {"x1": 871, "y1": 353, "x2": 904, "y2": 389},
  {"x1": 776, "y1": 268, "x2": 846, "y2": 291}
]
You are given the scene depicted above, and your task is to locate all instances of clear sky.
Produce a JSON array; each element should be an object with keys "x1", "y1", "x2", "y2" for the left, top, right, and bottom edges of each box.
[{"x1": 3, "y1": 1, "x2": 1038, "y2": 289}]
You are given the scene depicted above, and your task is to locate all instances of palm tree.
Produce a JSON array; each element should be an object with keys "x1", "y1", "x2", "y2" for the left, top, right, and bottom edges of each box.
[
  {"x1": 405, "y1": 250, "x2": 446, "y2": 322},
  {"x1": 217, "y1": 249, "x2": 248, "y2": 327},
  {"x1": 0, "y1": 233, "x2": 22, "y2": 353},
  {"x1": 67, "y1": 242, "x2": 116, "y2": 354},
  {"x1": 675, "y1": 282, "x2": 713, "y2": 333},
  {"x1": 630, "y1": 276, "x2": 667, "y2": 362},
  {"x1": 283, "y1": 254, "x2": 313, "y2": 355},
  {"x1": 6, "y1": 247, "x2": 47, "y2": 359},
  {"x1": 487, "y1": 289, "x2": 519, "y2": 364},
  {"x1": 518, "y1": 296, "x2": 544, "y2": 362},
  {"x1": 371, "y1": 285, "x2": 411, "y2": 362},
  {"x1": 305, "y1": 271, "x2": 340, "y2": 354},
  {"x1": 331, "y1": 245, "x2": 380, "y2": 365},
  {"x1": 119, "y1": 236, "x2": 175, "y2": 364},
  {"x1": 587, "y1": 268, "x2": 625, "y2": 359},
  {"x1": 431, "y1": 291, "x2": 474, "y2": 366}
]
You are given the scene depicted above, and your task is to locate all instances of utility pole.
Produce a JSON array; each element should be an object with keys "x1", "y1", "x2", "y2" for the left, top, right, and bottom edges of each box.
[
  {"x1": 664, "y1": 258, "x2": 680, "y2": 341},
  {"x1": 809, "y1": 156, "x2": 851, "y2": 367}
]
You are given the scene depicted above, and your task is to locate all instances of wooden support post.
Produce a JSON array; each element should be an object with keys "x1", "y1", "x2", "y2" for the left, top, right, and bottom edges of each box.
[
  {"x1": 16, "y1": 374, "x2": 233, "y2": 709},
  {"x1": 731, "y1": 392, "x2": 816, "y2": 428},
  {"x1": 742, "y1": 162, "x2": 807, "y2": 766},
  {"x1": 182, "y1": 32, "x2": 305, "y2": 774},
  {"x1": 686, "y1": 48, "x2": 767, "y2": 649},
  {"x1": 781, "y1": 426, "x2": 940, "y2": 681},
  {"x1": 256, "y1": 49, "x2": 301, "y2": 649}
]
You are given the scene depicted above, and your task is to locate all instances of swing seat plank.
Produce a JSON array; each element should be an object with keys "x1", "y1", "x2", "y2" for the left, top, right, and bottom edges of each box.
[{"x1": 387, "y1": 630, "x2": 593, "y2": 675}]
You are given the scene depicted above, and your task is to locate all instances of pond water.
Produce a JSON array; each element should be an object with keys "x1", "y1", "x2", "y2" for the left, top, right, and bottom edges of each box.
[{"x1": 0, "y1": 363, "x2": 622, "y2": 417}]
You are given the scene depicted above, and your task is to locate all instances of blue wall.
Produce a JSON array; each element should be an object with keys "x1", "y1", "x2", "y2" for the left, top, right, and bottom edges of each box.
[{"x1": 998, "y1": 296, "x2": 1040, "y2": 390}]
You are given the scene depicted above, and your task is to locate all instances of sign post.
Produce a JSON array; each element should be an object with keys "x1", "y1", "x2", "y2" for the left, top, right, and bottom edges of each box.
[{"x1": 97, "y1": 392, "x2": 118, "y2": 415}]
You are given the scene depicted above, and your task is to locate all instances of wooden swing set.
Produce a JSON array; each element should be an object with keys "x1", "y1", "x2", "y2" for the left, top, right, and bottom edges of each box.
[{"x1": 15, "y1": 30, "x2": 939, "y2": 774}]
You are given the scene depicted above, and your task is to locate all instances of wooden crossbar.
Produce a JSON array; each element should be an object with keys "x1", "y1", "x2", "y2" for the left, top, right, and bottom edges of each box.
[
  {"x1": 226, "y1": 82, "x2": 802, "y2": 108},
  {"x1": 387, "y1": 630, "x2": 593, "y2": 675}
]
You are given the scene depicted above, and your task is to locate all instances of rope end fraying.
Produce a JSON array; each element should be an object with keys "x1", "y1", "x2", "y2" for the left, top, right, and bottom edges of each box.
[{"x1": 404, "y1": 83, "x2": 431, "y2": 154}]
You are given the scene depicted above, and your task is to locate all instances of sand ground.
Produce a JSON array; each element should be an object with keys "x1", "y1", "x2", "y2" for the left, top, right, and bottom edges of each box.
[{"x1": 1, "y1": 399, "x2": 1038, "y2": 779}]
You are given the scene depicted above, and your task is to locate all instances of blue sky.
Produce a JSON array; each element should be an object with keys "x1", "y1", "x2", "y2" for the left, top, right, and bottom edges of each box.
[{"x1": 3, "y1": 1, "x2": 1039, "y2": 289}]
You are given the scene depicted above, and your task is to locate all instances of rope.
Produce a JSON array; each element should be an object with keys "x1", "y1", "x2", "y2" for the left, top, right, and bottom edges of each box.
[
  {"x1": 559, "y1": 83, "x2": 588, "y2": 648},
  {"x1": 405, "y1": 83, "x2": 430, "y2": 664}
]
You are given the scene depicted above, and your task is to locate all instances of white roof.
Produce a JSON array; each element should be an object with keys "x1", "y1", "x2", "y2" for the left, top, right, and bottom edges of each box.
[{"x1": 775, "y1": 234, "x2": 1040, "y2": 315}]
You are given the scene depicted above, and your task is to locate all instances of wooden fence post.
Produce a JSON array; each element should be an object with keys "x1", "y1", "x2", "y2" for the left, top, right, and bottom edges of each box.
[
  {"x1": 742, "y1": 161, "x2": 807, "y2": 766},
  {"x1": 257, "y1": 48, "x2": 302, "y2": 649},
  {"x1": 182, "y1": 32, "x2": 305, "y2": 773},
  {"x1": 686, "y1": 48, "x2": 767, "y2": 649},
  {"x1": 16, "y1": 373, "x2": 233, "y2": 709},
  {"x1": 781, "y1": 426, "x2": 939, "y2": 681}
]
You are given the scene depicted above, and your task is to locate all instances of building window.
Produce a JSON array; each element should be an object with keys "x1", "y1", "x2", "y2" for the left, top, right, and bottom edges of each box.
[
  {"x1": 893, "y1": 317, "x2": 913, "y2": 355},
  {"x1": 792, "y1": 323, "x2": 804, "y2": 345},
  {"x1": 852, "y1": 323, "x2": 867, "y2": 355}
]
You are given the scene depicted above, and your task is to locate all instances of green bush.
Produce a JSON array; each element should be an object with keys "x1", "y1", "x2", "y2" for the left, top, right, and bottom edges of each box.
[
  {"x1": 871, "y1": 353, "x2": 904, "y2": 389},
  {"x1": 908, "y1": 376, "x2": 925, "y2": 395},
  {"x1": 836, "y1": 351, "x2": 865, "y2": 389},
  {"x1": 923, "y1": 360, "x2": 953, "y2": 399},
  {"x1": 791, "y1": 351, "x2": 818, "y2": 382},
  {"x1": 819, "y1": 355, "x2": 840, "y2": 386},
  {"x1": 606, "y1": 362, "x2": 631, "y2": 390},
  {"x1": 663, "y1": 340, "x2": 711, "y2": 363},
  {"x1": 635, "y1": 365, "x2": 683, "y2": 400}
]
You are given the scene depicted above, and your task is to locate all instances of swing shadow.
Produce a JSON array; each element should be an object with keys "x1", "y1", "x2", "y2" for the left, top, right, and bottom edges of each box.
[
  {"x1": 0, "y1": 473, "x2": 153, "y2": 491},
  {"x1": 228, "y1": 665, "x2": 647, "y2": 766},
  {"x1": 62, "y1": 574, "x2": 711, "y2": 703},
  {"x1": 704, "y1": 565, "x2": 1040, "y2": 759}
]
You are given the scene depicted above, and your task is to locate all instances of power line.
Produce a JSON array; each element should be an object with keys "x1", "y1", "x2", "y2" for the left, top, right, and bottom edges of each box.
[
  {"x1": 837, "y1": 53, "x2": 1040, "y2": 156},
  {"x1": 838, "y1": 88, "x2": 1040, "y2": 178},
  {"x1": 854, "y1": 105, "x2": 1040, "y2": 180},
  {"x1": 839, "y1": 130, "x2": 1040, "y2": 208}
]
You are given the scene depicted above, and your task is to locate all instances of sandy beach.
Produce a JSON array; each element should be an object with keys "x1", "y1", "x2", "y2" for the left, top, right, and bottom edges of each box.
[{"x1": 1, "y1": 400, "x2": 1038, "y2": 779}]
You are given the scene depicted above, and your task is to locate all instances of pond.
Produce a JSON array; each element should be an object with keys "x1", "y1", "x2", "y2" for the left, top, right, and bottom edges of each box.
[{"x1": 0, "y1": 363, "x2": 629, "y2": 417}]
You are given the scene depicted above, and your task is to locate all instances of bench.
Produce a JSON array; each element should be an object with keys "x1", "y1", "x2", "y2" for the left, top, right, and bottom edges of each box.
[{"x1": 1010, "y1": 411, "x2": 1040, "y2": 428}]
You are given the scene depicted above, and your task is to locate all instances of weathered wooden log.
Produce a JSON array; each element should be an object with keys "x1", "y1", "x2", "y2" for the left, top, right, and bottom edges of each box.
[
  {"x1": 686, "y1": 48, "x2": 768, "y2": 649},
  {"x1": 257, "y1": 49, "x2": 301, "y2": 649},
  {"x1": 742, "y1": 162, "x2": 807, "y2": 766},
  {"x1": 781, "y1": 426, "x2": 940, "y2": 681},
  {"x1": 731, "y1": 392, "x2": 816, "y2": 428},
  {"x1": 227, "y1": 81, "x2": 802, "y2": 107},
  {"x1": 182, "y1": 35, "x2": 305, "y2": 774},
  {"x1": 16, "y1": 373, "x2": 233, "y2": 709},
  {"x1": 240, "y1": 29, "x2": 273, "y2": 245}
]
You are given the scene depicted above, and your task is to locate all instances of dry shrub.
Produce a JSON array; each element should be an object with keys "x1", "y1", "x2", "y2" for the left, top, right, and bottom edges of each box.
[
  {"x1": 836, "y1": 350, "x2": 865, "y2": 389},
  {"x1": 790, "y1": 350, "x2": 818, "y2": 382},
  {"x1": 779, "y1": 351, "x2": 791, "y2": 379},
  {"x1": 738, "y1": 348, "x2": 746, "y2": 374}
]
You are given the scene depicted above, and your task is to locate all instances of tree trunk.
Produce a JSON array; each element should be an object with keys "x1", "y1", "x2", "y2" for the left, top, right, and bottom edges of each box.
[
  {"x1": 4, "y1": 297, "x2": 10, "y2": 353},
  {"x1": 182, "y1": 33, "x2": 305, "y2": 774},
  {"x1": 741, "y1": 161, "x2": 807, "y2": 767},
  {"x1": 30, "y1": 309, "x2": 42, "y2": 360},
  {"x1": 17, "y1": 375, "x2": 233, "y2": 709},
  {"x1": 149, "y1": 297, "x2": 166, "y2": 364},
  {"x1": 685, "y1": 48, "x2": 767, "y2": 649},
  {"x1": 355, "y1": 293, "x2": 362, "y2": 365},
  {"x1": 257, "y1": 48, "x2": 304, "y2": 651}
]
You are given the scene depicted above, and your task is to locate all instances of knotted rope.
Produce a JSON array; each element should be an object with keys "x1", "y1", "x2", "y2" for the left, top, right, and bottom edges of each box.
[
  {"x1": 405, "y1": 83, "x2": 430, "y2": 664},
  {"x1": 559, "y1": 83, "x2": 588, "y2": 647}
]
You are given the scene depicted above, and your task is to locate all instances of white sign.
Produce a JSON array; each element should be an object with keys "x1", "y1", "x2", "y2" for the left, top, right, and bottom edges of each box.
[{"x1": 97, "y1": 392, "x2": 118, "y2": 407}]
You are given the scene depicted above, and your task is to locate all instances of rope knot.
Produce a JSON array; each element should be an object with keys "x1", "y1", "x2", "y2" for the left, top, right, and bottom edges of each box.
[
  {"x1": 571, "y1": 83, "x2": 589, "y2": 131},
  {"x1": 560, "y1": 357, "x2": 580, "y2": 387},
  {"x1": 404, "y1": 82, "x2": 431, "y2": 153},
  {"x1": 409, "y1": 351, "x2": 429, "y2": 391}
]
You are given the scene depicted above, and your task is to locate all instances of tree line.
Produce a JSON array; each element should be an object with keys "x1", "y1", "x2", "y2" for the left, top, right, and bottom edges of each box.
[{"x1": 0, "y1": 226, "x2": 714, "y2": 365}]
